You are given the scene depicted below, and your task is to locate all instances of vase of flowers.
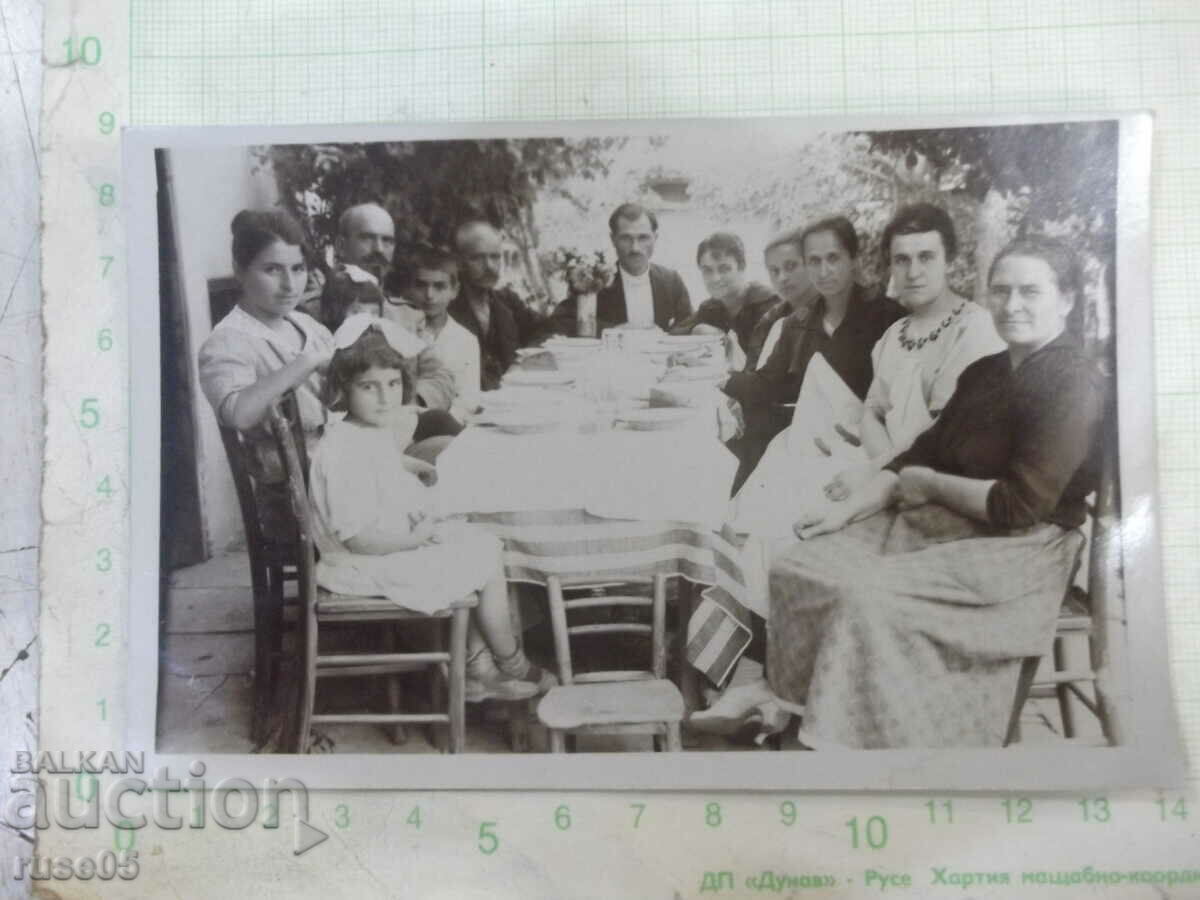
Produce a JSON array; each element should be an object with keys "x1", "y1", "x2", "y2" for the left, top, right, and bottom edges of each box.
[{"x1": 547, "y1": 248, "x2": 615, "y2": 338}]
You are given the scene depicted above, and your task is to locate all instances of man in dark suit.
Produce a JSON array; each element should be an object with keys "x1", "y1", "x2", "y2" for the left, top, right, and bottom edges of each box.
[
  {"x1": 552, "y1": 202, "x2": 692, "y2": 334},
  {"x1": 449, "y1": 220, "x2": 553, "y2": 390}
]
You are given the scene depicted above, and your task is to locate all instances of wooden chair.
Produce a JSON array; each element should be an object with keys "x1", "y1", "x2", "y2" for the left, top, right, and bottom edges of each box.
[
  {"x1": 1005, "y1": 420, "x2": 1125, "y2": 747},
  {"x1": 536, "y1": 574, "x2": 685, "y2": 752},
  {"x1": 267, "y1": 404, "x2": 476, "y2": 754},
  {"x1": 217, "y1": 422, "x2": 299, "y2": 747}
]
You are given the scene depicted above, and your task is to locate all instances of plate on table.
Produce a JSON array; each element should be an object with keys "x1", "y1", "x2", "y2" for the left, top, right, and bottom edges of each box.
[
  {"x1": 479, "y1": 414, "x2": 564, "y2": 436},
  {"x1": 544, "y1": 336, "x2": 602, "y2": 349},
  {"x1": 479, "y1": 386, "x2": 559, "y2": 409},
  {"x1": 502, "y1": 369, "x2": 575, "y2": 387},
  {"x1": 641, "y1": 349, "x2": 674, "y2": 365},
  {"x1": 616, "y1": 407, "x2": 698, "y2": 431},
  {"x1": 660, "y1": 366, "x2": 725, "y2": 383},
  {"x1": 549, "y1": 347, "x2": 599, "y2": 367},
  {"x1": 659, "y1": 333, "x2": 723, "y2": 347}
]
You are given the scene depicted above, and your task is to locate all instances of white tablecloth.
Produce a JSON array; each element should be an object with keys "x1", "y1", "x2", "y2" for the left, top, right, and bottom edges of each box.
[{"x1": 435, "y1": 424, "x2": 738, "y2": 530}]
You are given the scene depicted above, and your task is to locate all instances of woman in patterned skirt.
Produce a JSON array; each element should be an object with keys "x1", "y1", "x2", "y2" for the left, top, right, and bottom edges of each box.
[{"x1": 715, "y1": 234, "x2": 1105, "y2": 748}]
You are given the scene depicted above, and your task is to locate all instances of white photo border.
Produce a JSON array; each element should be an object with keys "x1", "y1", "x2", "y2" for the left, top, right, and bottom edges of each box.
[{"x1": 123, "y1": 112, "x2": 1184, "y2": 790}]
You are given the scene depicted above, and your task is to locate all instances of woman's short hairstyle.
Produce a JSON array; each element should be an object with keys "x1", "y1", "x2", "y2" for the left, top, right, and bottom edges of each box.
[
  {"x1": 880, "y1": 202, "x2": 957, "y2": 268},
  {"x1": 608, "y1": 202, "x2": 658, "y2": 234},
  {"x1": 319, "y1": 268, "x2": 386, "y2": 332},
  {"x1": 696, "y1": 232, "x2": 747, "y2": 269},
  {"x1": 762, "y1": 226, "x2": 807, "y2": 259},
  {"x1": 230, "y1": 208, "x2": 309, "y2": 271},
  {"x1": 798, "y1": 216, "x2": 860, "y2": 259},
  {"x1": 986, "y1": 234, "x2": 1083, "y2": 300},
  {"x1": 324, "y1": 326, "x2": 411, "y2": 411}
]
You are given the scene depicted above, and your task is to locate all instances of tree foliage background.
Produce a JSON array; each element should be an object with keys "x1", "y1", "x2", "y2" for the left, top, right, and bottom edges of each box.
[
  {"x1": 260, "y1": 121, "x2": 1118, "y2": 347},
  {"x1": 257, "y1": 137, "x2": 619, "y2": 311},
  {"x1": 684, "y1": 121, "x2": 1118, "y2": 347}
]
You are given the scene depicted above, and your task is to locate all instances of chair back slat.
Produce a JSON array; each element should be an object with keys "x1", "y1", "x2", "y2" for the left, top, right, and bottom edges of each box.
[
  {"x1": 277, "y1": 390, "x2": 311, "y2": 484},
  {"x1": 568, "y1": 624, "x2": 652, "y2": 638},
  {"x1": 267, "y1": 399, "x2": 317, "y2": 616},
  {"x1": 557, "y1": 576, "x2": 655, "y2": 589},
  {"x1": 1081, "y1": 403, "x2": 1126, "y2": 746},
  {"x1": 547, "y1": 574, "x2": 669, "y2": 685},
  {"x1": 218, "y1": 426, "x2": 263, "y2": 542},
  {"x1": 564, "y1": 596, "x2": 653, "y2": 611}
]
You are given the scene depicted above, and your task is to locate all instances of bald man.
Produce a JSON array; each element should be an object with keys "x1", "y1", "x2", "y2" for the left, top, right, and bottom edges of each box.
[
  {"x1": 331, "y1": 202, "x2": 456, "y2": 411},
  {"x1": 449, "y1": 221, "x2": 553, "y2": 390},
  {"x1": 336, "y1": 203, "x2": 396, "y2": 284}
]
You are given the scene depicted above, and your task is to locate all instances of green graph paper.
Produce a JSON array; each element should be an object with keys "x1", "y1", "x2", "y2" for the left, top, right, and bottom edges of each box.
[
  {"x1": 29, "y1": 1, "x2": 1200, "y2": 894},
  {"x1": 130, "y1": 0, "x2": 1200, "y2": 776}
]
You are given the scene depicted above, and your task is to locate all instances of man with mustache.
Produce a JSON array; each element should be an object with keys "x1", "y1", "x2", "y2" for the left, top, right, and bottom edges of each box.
[
  {"x1": 449, "y1": 220, "x2": 553, "y2": 391},
  {"x1": 332, "y1": 202, "x2": 456, "y2": 411},
  {"x1": 551, "y1": 202, "x2": 692, "y2": 336}
]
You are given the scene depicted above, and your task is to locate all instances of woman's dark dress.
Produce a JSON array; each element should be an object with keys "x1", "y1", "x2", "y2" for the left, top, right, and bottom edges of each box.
[{"x1": 766, "y1": 334, "x2": 1105, "y2": 748}]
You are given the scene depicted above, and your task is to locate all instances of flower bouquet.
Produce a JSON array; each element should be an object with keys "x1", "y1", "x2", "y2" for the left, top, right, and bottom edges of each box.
[{"x1": 545, "y1": 248, "x2": 615, "y2": 337}]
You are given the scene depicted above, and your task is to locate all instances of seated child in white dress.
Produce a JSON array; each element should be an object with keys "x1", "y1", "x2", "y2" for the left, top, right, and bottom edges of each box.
[{"x1": 308, "y1": 322, "x2": 555, "y2": 702}]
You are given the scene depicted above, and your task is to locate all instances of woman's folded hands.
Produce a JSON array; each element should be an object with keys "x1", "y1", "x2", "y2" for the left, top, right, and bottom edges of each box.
[
  {"x1": 895, "y1": 465, "x2": 937, "y2": 508},
  {"x1": 823, "y1": 461, "x2": 877, "y2": 502},
  {"x1": 793, "y1": 501, "x2": 854, "y2": 541},
  {"x1": 794, "y1": 470, "x2": 903, "y2": 540}
]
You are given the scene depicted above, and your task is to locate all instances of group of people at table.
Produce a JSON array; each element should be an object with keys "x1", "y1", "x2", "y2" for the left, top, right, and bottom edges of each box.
[{"x1": 198, "y1": 195, "x2": 1105, "y2": 750}]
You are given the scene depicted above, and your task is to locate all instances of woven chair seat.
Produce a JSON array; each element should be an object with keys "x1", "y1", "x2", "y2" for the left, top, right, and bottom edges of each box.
[
  {"x1": 538, "y1": 679, "x2": 684, "y2": 730},
  {"x1": 316, "y1": 589, "x2": 477, "y2": 617}
]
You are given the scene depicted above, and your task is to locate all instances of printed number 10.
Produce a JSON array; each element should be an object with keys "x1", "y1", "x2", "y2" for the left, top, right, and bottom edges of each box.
[
  {"x1": 846, "y1": 815, "x2": 888, "y2": 849},
  {"x1": 63, "y1": 36, "x2": 102, "y2": 65}
]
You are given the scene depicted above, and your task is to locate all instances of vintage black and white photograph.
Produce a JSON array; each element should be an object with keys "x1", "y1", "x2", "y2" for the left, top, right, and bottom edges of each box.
[{"x1": 124, "y1": 114, "x2": 1178, "y2": 788}]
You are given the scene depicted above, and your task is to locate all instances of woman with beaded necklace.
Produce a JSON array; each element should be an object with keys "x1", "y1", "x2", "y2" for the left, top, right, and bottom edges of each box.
[
  {"x1": 822, "y1": 202, "x2": 1005, "y2": 501},
  {"x1": 697, "y1": 233, "x2": 1103, "y2": 748},
  {"x1": 730, "y1": 203, "x2": 1003, "y2": 539},
  {"x1": 699, "y1": 204, "x2": 1003, "y2": 738}
]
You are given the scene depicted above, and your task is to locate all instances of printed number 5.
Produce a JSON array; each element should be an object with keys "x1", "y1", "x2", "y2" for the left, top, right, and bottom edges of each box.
[
  {"x1": 80, "y1": 397, "x2": 100, "y2": 428},
  {"x1": 478, "y1": 822, "x2": 498, "y2": 855}
]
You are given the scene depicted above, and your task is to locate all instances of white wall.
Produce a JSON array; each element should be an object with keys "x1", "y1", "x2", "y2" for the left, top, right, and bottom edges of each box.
[{"x1": 167, "y1": 146, "x2": 277, "y2": 557}]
